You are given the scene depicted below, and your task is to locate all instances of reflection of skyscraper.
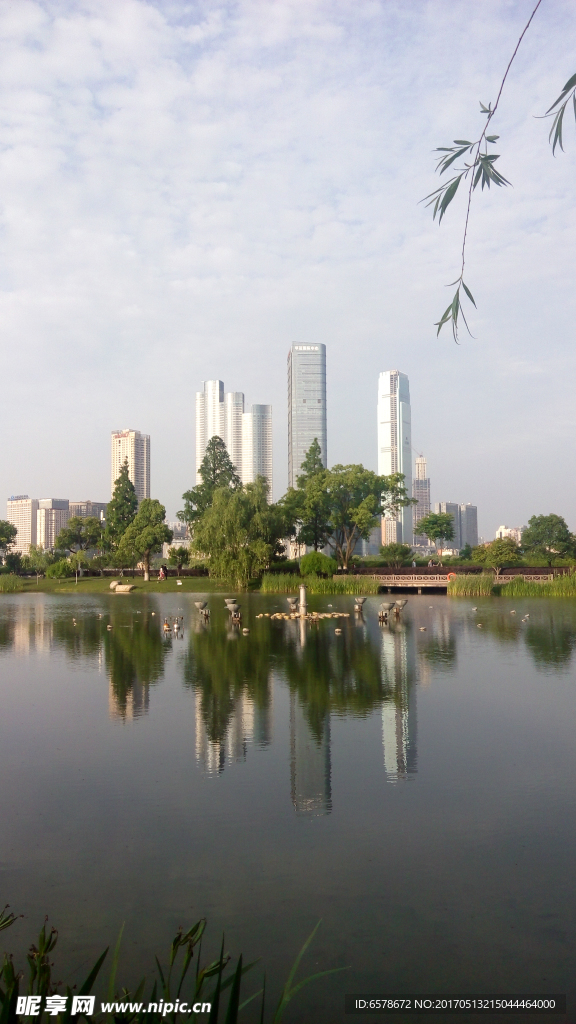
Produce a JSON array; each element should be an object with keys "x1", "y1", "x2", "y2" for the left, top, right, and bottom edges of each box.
[
  {"x1": 108, "y1": 677, "x2": 150, "y2": 721},
  {"x1": 194, "y1": 690, "x2": 272, "y2": 774},
  {"x1": 380, "y1": 627, "x2": 417, "y2": 781},
  {"x1": 289, "y1": 692, "x2": 331, "y2": 815}
]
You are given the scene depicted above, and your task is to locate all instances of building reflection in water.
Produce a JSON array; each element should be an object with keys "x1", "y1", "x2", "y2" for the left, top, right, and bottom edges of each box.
[
  {"x1": 108, "y1": 675, "x2": 150, "y2": 721},
  {"x1": 194, "y1": 689, "x2": 273, "y2": 775},
  {"x1": 290, "y1": 691, "x2": 331, "y2": 815},
  {"x1": 380, "y1": 625, "x2": 418, "y2": 782}
]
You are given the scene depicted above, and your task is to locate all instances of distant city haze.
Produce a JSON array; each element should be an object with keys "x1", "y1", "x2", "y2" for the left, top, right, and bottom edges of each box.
[{"x1": 1, "y1": 2, "x2": 575, "y2": 537}]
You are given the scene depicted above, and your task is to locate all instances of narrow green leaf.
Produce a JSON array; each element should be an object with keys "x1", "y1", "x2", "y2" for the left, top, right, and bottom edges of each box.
[
  {"x1": 107, "y1": 923, "x2": 125, "y2": 1002},
  {"x1": 78, "y1": 948, "x2": 108, "y2": 996},
  {"x1": 545, "y1": 72, "x2": 576, "y2": 114},
  {"x1": 462, "y1": 281, "x2": 476, "y2": 307},
  {"x1": 223, "y1": 955, "x2": 242, "y2": 1024}
]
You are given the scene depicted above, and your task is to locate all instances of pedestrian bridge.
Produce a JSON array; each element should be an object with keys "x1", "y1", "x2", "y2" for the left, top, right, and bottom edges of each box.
[{"x1": 352, "y1": 572, "x2": 555, "y2": 593}]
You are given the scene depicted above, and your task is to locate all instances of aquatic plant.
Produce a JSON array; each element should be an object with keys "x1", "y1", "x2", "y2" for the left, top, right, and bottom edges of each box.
[
  {"x1": 447, "y1": 574, "x2": 494, "y2": 597},
  {"x1": 260, "y1": 573, "x2": 378, "y2": 595},
  {"x1": 0, "y1": 576, "x2": 22, "y2": 594},
  {"x1": 0, "y1": 908, "x2": 342, "y2": 1023},
  {"x1": 496, "y1": 574, "x2": 576, "y2": 598}
]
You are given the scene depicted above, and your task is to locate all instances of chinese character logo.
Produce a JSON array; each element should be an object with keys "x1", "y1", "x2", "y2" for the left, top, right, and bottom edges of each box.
[{"x1": 71, "y1": 996, "x2": 95, "y2": 1016}]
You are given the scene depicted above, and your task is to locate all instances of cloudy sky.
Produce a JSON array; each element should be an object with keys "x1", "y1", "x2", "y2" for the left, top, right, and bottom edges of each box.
[{"x1": 1, "y1": 0, "x2": 575, "y2": 537}]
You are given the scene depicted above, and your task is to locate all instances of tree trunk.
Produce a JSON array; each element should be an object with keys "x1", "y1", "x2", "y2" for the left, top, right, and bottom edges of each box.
[{"x1": 144, "y1": 552, "x2": 150, "y2": 582}]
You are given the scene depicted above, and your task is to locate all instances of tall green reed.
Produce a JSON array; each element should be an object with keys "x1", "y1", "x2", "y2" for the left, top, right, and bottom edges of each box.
[{"x1": 260, "y1": 573, "x2": 378, "y2": 595}]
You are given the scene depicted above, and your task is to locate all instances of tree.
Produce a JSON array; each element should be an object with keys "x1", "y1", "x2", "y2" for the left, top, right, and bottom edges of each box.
[
  {"x1": 178, "y1": 437, "x2": 240, "y2": 529},
  {"x1": 297, "y1": 437, "x2": 325, "y2": 483},
  {"x1": 168, "y1": 545, "x2": 190, "y2": 576},
  {"x1": 106, "y1": 460, "x2": 138, "y2": 544},
  {"x1": 279, "y1": 438, "x2": 332, "y2": 552},
  {"x1": 25, "y1": 544, "x2": 52, "y2": 582},
  {"x1": 56, "y1": 516, "x2": 102, "y2": 555},
  {"x1": 425, "y1": 2, "x2": 576, "y2": 340},
  {"x1": 459, "y1": 543, "x2": 473, "y2": 561},
  {"x1": 0, "y1": 520, "x2": 17, "y2": 561},
  {"x1": 379, "y1": 543, "x2": 413, "y2": 568},
  {"x1": 521, "y1": 514, "x2": 575, "y2": 566},
  {"x1": 117, "y1": 500, "x2": 173, "y2": 581},
  {"x1": 414, "y1": 513, "x2": 454, "y2": 556},
  {"x1": 300, "y1": 551, "x2": 337, "y2": 577},
  {"x1": 322, "y1": 464, "x2": 410, "y2": 570},
  {"x1": 472, "y1": 537, "x2": 522, "y2": 576},
  {"x1": 192, "y1": 477, "x2": 288, "y2": 588}
]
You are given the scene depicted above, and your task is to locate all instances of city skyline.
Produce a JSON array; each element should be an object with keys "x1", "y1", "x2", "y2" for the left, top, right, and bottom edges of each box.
[{"x1": 195, "y1": 380, "x2": 273, "y2": 495}]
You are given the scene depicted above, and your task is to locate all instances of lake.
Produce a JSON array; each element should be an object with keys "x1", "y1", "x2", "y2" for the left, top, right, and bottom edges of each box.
[{"x1": 1, "y1": 592, "x2": 576, "y2": 1022}]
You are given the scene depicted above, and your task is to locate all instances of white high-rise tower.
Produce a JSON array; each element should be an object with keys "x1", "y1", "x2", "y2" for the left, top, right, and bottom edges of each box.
[
  {"x1": 377, "y1": 371, "x2": 412, "y2": 545},
  {"x1": 287, "y1": 344, "x2": 327, "y2": 488},
  {"x1": 195, "y1": 381, "x2": 273, "y2": 498},
  {"x1": 110, "y1": 430, "x2": 150, "y2": 503}
]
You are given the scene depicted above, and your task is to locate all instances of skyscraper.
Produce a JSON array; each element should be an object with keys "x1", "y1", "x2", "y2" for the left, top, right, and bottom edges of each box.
[
  {"x1": 412, "y1": 455, "x2": 431, "y2": 543},
  {"x1": 242, "y1": 404, "x2": 273, "y2": 494},
  {"x1": 69, "y1": 500, "x2": 107, "y2": 521},
  {"x1": 195, "y1": 381, "x2": 273, "y2": 496},
  {"x1": 37, "y1": 499, "x2": 70, "y2": 550},
  {"x1": 377, "y1": 370, "x2": 412, "y2": 545},
  {"x1": 434, "y1": 502, "x2": 461, "y2": 550},
  {"x1": 287, "y1": 344, "x2": 327, "y2": 488},
  {"x1": 6, "y1": 496, "x2": 39, "y2": 555},
  {"x1": 110, "y1": 430, "x2": 150, "y2": 502},
  {"x1": 433, "y1": 502, "x2": 478, "y2": 551}
]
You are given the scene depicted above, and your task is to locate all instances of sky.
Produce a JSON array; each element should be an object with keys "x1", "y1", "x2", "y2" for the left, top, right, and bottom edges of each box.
[{"x1": 1, "y1": 0, "x2": 575, "y2": 539}]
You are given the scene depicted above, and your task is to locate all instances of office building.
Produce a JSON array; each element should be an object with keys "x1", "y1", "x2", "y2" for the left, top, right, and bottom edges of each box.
[
  {"x1": 110, "y1": 429, "x2": 150, "y2": 503},
  {"x1": 242, "y1": 404, "x2": 273, "y2": 494},
  {"x1": 378, "y1": 370, "x2": 412, "y2": 545},
  {"x1": 69, "y1": 500, "x2": 107, "y2": 521},
  {"x1": 434, "y1": 502, "x2": 478, "y2": 551},
  {"x1": 495, "y1": 525, "x2": 523, "y2": 544},
  {"x1": 6, "y1": 496, "x2": 39, "y2": 555},
  {"x1": 460, "y1": 503, "x2": 478, "y2": 548},
  {"x1": 412, "y1": 455, "x2": 431, "y2": 543},
  {"x1": 287, "y1": 344, "x2": 327, "y2": 488},
  {"x1": 195, "y1": 380, "x2": 273, "y2": 496},
  {"x1": 37, "y1": 499, "x2": 70, "y2": 551}
]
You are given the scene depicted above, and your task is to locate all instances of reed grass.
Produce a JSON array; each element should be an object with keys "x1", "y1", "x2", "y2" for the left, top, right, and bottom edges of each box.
[
  {"x1": 0, "y1": 575, "x2": 22, "y2": 593},
  {"x1": 447, "y1": 574, "x2": 495, "y2": 597},
  {"x1": 496, "y1": 574, "x2": 576, "y2": 598},
  {"x1": 0, "y1": 907, "x2": 344, "y2": 1024},
  {"x1": 260, "y1": 573, "x2": 379, "y2": 595}
]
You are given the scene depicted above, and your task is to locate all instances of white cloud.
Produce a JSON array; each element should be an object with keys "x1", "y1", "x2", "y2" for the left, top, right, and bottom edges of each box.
[{"x1": 0, "y1": 0, "x2": 575, "y2": 536}]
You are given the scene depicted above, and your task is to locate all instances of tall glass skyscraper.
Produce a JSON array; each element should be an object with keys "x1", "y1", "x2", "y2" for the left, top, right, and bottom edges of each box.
[
  {"x1": 287, "y1": 343, "x2": 327, "y2": 487},
  {"x1": 377, "y1": 370, "x2": 412, "y2": 545}
]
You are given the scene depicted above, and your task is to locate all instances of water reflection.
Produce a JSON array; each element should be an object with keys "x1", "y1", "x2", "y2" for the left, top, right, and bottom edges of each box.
[{"x1": 380, "y1": 627, "x2": 417, "y2": 781}]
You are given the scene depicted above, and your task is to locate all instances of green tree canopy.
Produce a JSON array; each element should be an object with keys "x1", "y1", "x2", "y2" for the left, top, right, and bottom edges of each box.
[
  {"x1": 106, "y1": 460, "x2": 138, "y2": 544},
  {"x1": 414, "y1": 512, "x2": 455, "y2": 552},
  {"x1": 279, "y1": 438, "x2": 331, "y2": 551},
  {"x1": 323, "y1": 464, "x2": 410, "y2": 570},
  {"x1": 472, "y1": 537, "x2": 522, "y2": 575},
  {"x1": 192, "y1": 476, "x2": 288, "y2": 588},
  {"x1": 168, "y1": 545, "x2": 190, "y2": 575},
  {"x1": 379, "y1": 543, "x2": 414, "y2": 568},
  {"x1": 521, "y1": 514, "x2": 575, "y2": 566},
  {"x1": 0, "y1": 520, "x2": 17, "y2": 559},
  {"x1": 117, "y1": 499, "x2": 173, "y2": 581},
  {"x1": 300, "y1": 551, "x2": 337, "y2": 577},
  {"x1": 178, "y1": 436, "x2": 240, "y2": 529},
  {"x1": 296, "y1": 437, "x2": 325, "y2": 484},
  {"x1": 55, "y1": 516, "x2": 103, "y2": 554}
]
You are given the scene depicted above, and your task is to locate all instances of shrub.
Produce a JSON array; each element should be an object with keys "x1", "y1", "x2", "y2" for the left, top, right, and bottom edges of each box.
[
  {"x1": 300, "y1": 551, "x2": 337, "y2": 577},
  {"x1": 46, "y1": 559, "x2": 74, "y2": 579},
  {"x1": 0, "y1": 575, "x2": 22, "y2": 593}
]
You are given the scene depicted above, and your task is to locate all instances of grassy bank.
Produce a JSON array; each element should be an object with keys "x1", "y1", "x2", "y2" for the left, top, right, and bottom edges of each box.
[
  {"x1": 0, "y1": 575, "x2": 227, "y2": 595},
  {"x1": 260, "y1": 573, "x2": 379, "y2": 595},
  {"x1": 448, "y1": 573, "x2": 576, "y2": 598}
]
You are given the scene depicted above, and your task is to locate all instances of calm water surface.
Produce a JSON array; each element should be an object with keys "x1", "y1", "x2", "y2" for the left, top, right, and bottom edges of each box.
[{"x1": 1, "y1": 592, "x2": 576, "y2": 1022}]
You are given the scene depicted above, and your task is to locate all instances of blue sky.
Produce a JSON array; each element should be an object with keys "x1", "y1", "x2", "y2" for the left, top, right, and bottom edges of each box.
[{"x1": 1, "y1": 0, "x2": 575, "y2": 538}]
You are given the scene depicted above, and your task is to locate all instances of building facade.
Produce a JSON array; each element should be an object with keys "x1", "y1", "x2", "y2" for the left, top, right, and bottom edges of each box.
[
  {"x1": 412, "y1": 455, "x2": 431, "y2": 544},
  {"x1": 111, "y1": 429, "x2": 150, "y2": 503},
  {"x1": 6, "y1": 496, "x2": 39, "y2": 555},
  {"x1": 69, "y1": 500, "x2": 107, "y2": 521},
  {"x1": 378, "y1": 370, "x2": 412, "y2": 545},
  {"x1": 195, "y1": 381, "x2": 273, "y2": 496},
  {"x1": 287, "y1": 344, "x2": 327, "y2": 488},
  {"x1": 495, "y1": 525, "x2": 523, "y2": 544},
  {"x1": 37, "y1": 499, "x2": 70, "y2": 550},
  {"x1": 434, "y1": 502, "x2": 479, "y2": 551}
]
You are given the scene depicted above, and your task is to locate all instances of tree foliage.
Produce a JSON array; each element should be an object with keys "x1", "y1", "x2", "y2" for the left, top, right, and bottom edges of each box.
[
  {"x1": 379, "y1": 543, "x2": 413, "y2": 568},
  {"x1": 322, "y1": 464, "x2": 409, "y2": 570},
  {"x1": 179, "y1": 437, "x2": 240, "y2": 529},
  {"x1": 521, "y1": 514, "x2": 575, "y2": 566},
  {"x1": 117, "y1": 499, "x2": 173, "y2": 580},
  {"x1": 414, "y1": 512, "x2": 454, "y2": 551},
  {"x1": 192, "y1": 477, "x2": 288, "y2": 589},
  {"x1": 0, "y1": 520, "x2": 17, "y2": 559},
  {"x1": 55, "y1": 516, "x2": 102, "y2": 553},
  {"x1": 300, "y1": 551, "x2": 337, "y2": 577},
  {"x1": 472, "y1": 537, "x2": 522, "y2": 575},
  {"x1": 168, "y1": 545, "x2": 190, "y2": 575},
  {"x1": 281, "y1": 439, "x2": 331, "y2": 552},
  {"x1": 106, "y1": 459, "x2": 138, "y2": 544}
]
